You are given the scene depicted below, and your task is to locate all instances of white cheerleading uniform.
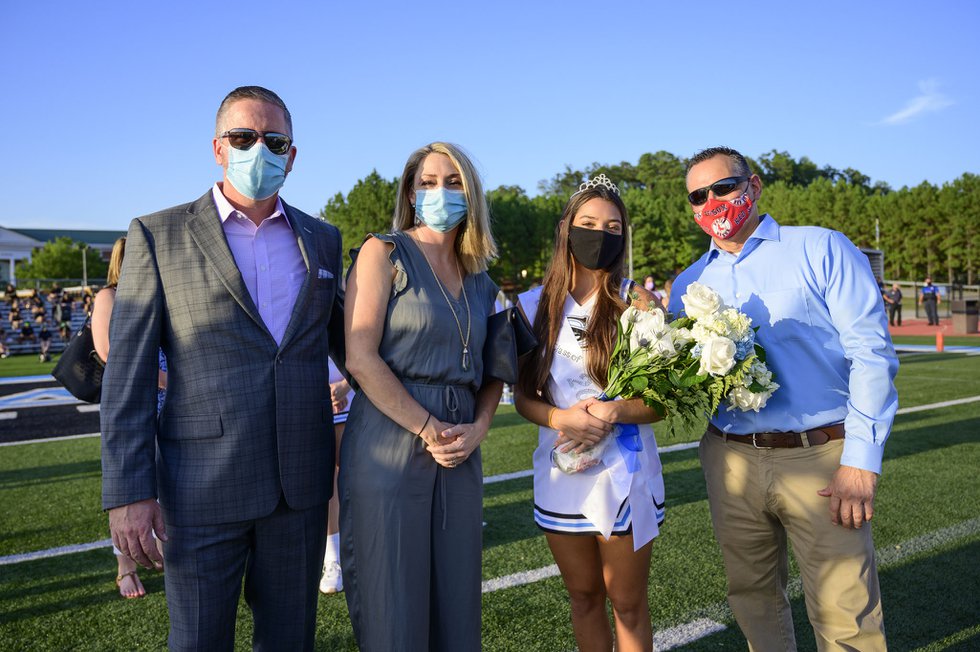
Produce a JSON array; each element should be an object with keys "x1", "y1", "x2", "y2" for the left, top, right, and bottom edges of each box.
[
  {"x1": 519, "y1": 284, "x2": 666, "y2": 550},
  {"x1": 329, "y1": 360, "x2": 355, "y2": 425}
]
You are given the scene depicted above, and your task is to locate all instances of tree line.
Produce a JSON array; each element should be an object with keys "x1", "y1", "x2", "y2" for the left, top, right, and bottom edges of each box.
[
  {"x1": 322, "y1": 149, "x2": 978, "y2": 291},
  {"x1": 13, "y1": 150, "x2": 975, "y2": 290}
]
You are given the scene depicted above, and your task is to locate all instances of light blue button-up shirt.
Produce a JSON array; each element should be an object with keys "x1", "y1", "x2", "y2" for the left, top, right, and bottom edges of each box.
[{"x1": 668, "y1": 215, "x2": 899, "y2": 474}]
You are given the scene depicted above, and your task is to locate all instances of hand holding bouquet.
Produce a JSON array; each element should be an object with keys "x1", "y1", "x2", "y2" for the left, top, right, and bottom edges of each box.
[
  {"x1": 551, "y1": 282, "x2": 779, "y2": 472},
  {"x1": 610, "y1": 281, "x2": 779, "y2": 439}
]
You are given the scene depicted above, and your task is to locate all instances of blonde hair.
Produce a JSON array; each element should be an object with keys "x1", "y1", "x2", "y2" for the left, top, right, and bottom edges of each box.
[
  {"x1": 392, "y1": 142, "x2": 497, "y2": 274},
  {"x1": 106, "y1": 237, "x2": 127, "y2": 288}
]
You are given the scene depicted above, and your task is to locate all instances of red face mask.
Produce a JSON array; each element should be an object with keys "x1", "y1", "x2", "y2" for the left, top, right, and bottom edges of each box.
[{"x1": 694, "y1": 193, "x2": 753, "y2": 240}]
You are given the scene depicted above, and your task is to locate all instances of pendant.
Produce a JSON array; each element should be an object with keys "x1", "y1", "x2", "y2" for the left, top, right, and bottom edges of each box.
[{"x1": 462, "y1": 346, "x2": 470, "y2": 372}]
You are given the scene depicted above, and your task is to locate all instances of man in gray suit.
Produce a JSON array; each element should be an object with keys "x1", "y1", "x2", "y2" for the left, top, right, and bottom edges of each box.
[{"x1": 101, "y1": 86, "x2": 345, "y2": 651}]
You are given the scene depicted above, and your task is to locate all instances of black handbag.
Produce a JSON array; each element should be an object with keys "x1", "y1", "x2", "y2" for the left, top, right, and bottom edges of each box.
[
  {"x1": 483, "y1": 307, "x2": 538, "y2": 384},
  {"x1": 52, "y1": 317, "x2": 105, "y2": 403}
]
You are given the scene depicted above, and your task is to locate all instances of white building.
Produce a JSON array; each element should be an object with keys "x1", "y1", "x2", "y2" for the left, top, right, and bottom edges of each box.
[{"x1": 0, "y1": 227, "x2": 124, "y2": 285}]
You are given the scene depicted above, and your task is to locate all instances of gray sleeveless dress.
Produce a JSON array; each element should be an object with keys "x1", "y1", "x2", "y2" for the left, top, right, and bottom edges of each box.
[{"x1": 339, "y1": 231, "x2": 497, "y2": 652}]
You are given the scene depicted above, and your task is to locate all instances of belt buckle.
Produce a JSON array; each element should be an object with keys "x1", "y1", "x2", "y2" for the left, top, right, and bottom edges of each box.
[{"x1": 751, "y1": 433, "x2": 773, "y2": 449}]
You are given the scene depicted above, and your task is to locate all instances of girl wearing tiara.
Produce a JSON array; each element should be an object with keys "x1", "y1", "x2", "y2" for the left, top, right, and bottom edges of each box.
[{"x1": 515, "y1": 175, "x2": 666, "y2": 652}]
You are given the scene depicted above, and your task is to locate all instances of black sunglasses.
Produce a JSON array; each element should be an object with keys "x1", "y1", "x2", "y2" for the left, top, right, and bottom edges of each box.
[
  {"x1": 220, "y1": 129, "x2": 292, "y2": 155},
  {"x1": 687, "y1": 176, "x2": 750, "y2": 206}
]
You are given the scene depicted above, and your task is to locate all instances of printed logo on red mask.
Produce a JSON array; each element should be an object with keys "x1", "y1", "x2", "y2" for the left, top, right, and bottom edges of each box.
[{"x1": 694, "y1": 193, "x2": 753, "y2": 240}]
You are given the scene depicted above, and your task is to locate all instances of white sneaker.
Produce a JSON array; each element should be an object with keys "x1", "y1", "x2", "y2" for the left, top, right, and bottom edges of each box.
[{"x1": 319, "y1": 560, "x2": 343, "y2": 594}]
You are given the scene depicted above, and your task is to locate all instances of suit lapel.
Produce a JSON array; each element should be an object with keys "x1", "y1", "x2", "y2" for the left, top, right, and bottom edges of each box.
[
  {"x1": 277, "y1": 202, "x2": 320, "y2": 352},
  {"x1": 185, "y1": 191, "x2": 273, "y2": 340}
]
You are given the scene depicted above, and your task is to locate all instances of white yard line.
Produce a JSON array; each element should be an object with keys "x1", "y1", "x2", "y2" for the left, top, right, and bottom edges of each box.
[
  {"x1": 0, "y1": 539, "x2": 112, "y2": 565},
  {"x1": 0, "y1": 432, "x2": 101, "y2": 447},
  {"x1": 76, "y1": 404, "x2": 100, "y2": 413},
  {"x1": 0, "y1": 412, "x2": 16, "y2": 420},
  {"x1": 895, "y1": 395, "x2": 980, "y2": 415},
  {"x1": 482, "y1": 564, "x2": 560, "y2": 593}
]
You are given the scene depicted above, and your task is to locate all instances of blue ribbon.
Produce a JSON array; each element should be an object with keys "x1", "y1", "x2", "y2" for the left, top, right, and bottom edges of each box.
[
  {"x1": 597, "y1": 392, "x2": 643, "y2": 473},
  {"x1": 615, "y1": 424, "x2": 642, "y2": 473}
]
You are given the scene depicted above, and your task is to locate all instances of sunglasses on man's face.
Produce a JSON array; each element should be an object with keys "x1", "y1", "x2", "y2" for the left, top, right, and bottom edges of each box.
[
  {"x1": 220, "y1": 129, "x2": 292, "y2": 155},
  {"x1": 687, "y1": 176, "x2": 750, "y2": 206}
]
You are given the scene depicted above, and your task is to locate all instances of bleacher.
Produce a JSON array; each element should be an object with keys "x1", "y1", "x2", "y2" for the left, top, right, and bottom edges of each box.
[{"x1": 1, "y1": 292, "x2": 89, "y2": 358}]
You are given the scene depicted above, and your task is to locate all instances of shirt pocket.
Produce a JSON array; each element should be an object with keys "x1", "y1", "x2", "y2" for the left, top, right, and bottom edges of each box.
[{"x1": 754, "y1": 287, "x2": 813, "y2": 344}]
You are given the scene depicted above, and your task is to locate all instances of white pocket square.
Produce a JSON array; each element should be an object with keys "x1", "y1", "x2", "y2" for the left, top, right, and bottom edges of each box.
[{"x1": 317, "y1": 268, "x2": 334, "y2": 279}]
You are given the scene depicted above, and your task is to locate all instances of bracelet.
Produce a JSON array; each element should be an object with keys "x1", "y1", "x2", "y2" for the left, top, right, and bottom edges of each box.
[
  {"x1": 547, "y1": 407, "x2": 557, "y2": 430},
  {"x1": 416, "y1": 413, "x2": 432, "y2": 437}
]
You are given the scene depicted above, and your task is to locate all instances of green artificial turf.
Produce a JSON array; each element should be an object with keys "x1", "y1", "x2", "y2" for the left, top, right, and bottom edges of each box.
[
  {"x1": 0, "y1": 353, "x2": 61, "y2": 378},
  {"x1": 1, "y1": 355, "x2": 978, "y2": 650}
]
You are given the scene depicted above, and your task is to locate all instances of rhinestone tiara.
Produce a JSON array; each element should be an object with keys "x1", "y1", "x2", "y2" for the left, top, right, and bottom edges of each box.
[{"x1": 572, "y1": 173, "x2": 620, "y2": 197}]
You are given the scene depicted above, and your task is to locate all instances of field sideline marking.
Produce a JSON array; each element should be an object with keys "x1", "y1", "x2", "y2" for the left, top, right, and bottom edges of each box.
[
  {"x1": 895, "y1": 395, "x2": 980, "y2": 415},
  {"x1": 0, "y1": 432, "x2": 101, "y2": 447}
]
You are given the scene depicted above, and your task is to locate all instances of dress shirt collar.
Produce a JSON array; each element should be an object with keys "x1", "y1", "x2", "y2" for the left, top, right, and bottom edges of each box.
[
  {"x1": 707, "y1": 213, "x2": 779, "y2": 259},
  {"x1": 211, "y1": 182, "x2": 290, "y2": 229}
]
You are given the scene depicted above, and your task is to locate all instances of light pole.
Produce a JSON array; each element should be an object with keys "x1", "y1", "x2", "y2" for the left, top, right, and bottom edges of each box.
[{"x1": 81, "y1": 243, "x2": 88, "y2": 288}]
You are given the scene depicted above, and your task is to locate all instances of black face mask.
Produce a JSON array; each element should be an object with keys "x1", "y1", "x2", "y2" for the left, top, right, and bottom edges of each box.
[{"x1": 568, "y1": 226, "x2": 624, "y2": 271}]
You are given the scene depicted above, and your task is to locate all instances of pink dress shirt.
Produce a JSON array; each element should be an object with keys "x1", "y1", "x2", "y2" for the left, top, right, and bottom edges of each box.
[{"x1": 211, "y1": 183, "x2": 306, "y2": 345}]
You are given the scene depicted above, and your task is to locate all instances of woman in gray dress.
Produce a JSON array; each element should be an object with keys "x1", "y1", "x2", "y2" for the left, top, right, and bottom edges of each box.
[{"x1": 341, "y1": 142, "x2": 502, "y2": 651}]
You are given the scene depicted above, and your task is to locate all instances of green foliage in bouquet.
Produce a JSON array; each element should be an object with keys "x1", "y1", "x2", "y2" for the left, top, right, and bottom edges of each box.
[{"x1": 603, "y1": 314, "x2": 774, "y2": 440}]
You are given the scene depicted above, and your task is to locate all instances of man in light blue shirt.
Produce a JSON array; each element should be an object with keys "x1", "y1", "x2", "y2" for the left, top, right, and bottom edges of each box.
[{"x1": 669, "y1": 146, "x2": 898, "y2": 651}]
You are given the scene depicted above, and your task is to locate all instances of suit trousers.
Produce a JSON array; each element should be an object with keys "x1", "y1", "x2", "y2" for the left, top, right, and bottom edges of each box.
[
  {"x1": 163, "y1": 497, "x2": 328, "y2": 652},
  {"x1": 699, "y1": 433, "x2": 886, "y2": 652}
]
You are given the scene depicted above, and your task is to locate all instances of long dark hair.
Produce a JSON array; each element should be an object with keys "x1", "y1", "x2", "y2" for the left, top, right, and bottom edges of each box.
[{"x1": 519, "y1": 185, "x2": 630, "y2": 399}]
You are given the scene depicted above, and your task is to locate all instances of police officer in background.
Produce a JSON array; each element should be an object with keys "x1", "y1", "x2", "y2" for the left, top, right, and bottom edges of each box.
[{"x1": 920, "y1": 276, "x2": 941, "y2": 325}]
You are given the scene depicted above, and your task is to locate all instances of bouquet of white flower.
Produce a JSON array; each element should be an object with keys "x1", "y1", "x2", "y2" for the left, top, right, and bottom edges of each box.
[
  {"x1": 550, "y1": 282, "x2": 779, "y2": 473},
  {"x1": 604, "y1": 282, "x2": 779, "y2": 440}
]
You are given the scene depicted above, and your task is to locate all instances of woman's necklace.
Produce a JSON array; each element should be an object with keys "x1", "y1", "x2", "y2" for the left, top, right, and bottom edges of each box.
[{"x1": 409, "y1": 231, "x2": 472, "y2": 371}]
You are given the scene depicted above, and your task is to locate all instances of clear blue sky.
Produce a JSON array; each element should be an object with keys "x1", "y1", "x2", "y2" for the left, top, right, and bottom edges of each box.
[{"x1": 1, "y1": 0, "x2": 977, "y2": 230}]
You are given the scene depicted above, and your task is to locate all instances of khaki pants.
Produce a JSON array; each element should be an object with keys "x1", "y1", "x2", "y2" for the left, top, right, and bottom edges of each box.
[{"x1": 699, "y1": 433, "x2": 886, "y2": 652}]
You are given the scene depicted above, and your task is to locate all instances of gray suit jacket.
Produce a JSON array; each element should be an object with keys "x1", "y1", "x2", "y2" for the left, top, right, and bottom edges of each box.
[{"x1": 101, "y1": 190, "x2": 345, "y2": 526}]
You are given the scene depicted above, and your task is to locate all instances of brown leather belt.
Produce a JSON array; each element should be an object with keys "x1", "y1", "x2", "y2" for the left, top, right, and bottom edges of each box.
[{"x1": 707, "y1": 423, "x2": 845, "y2": 449}]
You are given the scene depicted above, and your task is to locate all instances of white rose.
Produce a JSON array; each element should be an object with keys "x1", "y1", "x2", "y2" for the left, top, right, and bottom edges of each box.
[
  {"x1": 698, "y1": 336, "x2": 736, "y2": 377},
  {"x1": 726, "y1": 386, "x2": 768, "y2": 412},
  {"x1": 671, "y1": 326, "x2": 693, "y2": 347},
  {"x1": 681, "y1": 282, "x2": 724, "y2": 320},
  {"x1": 728, "y1": 387, "x2": 772, "y2": 412}
]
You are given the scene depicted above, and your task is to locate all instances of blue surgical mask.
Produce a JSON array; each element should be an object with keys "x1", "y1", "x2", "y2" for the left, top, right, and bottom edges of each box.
[
  {"x1": 415, "y1": 188, "x2": 468, "y2": 232},
  {"x1": 225, "y1": 142, "x2": 289, "y2": 200}
]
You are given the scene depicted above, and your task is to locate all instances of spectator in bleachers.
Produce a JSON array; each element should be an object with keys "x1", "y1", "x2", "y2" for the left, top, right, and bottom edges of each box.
[
  {"x1": 28, "y1": 289, "x2": 45, "y2": 316},
  {"x1": 37, "y1": 315, "x2": 52, "y2": 362},
  {"x1": 3, "y1": 283, "x2": 16, "y2": 303},
  {"x1": 80, "y1": 289, "x2": 94, "y2": 316},
  {"x1": 54, "y1": 298, "x2": 72, "y2": 341},
  {"x1": 19, "y1": 319, "x2": 35, "y2": 344},
  {"x1": 0, "y1": 326, "x2": 9, "y2": 358},
  {"x1": 10, "y1": 307, "x2": 22, "y2": 331}
]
